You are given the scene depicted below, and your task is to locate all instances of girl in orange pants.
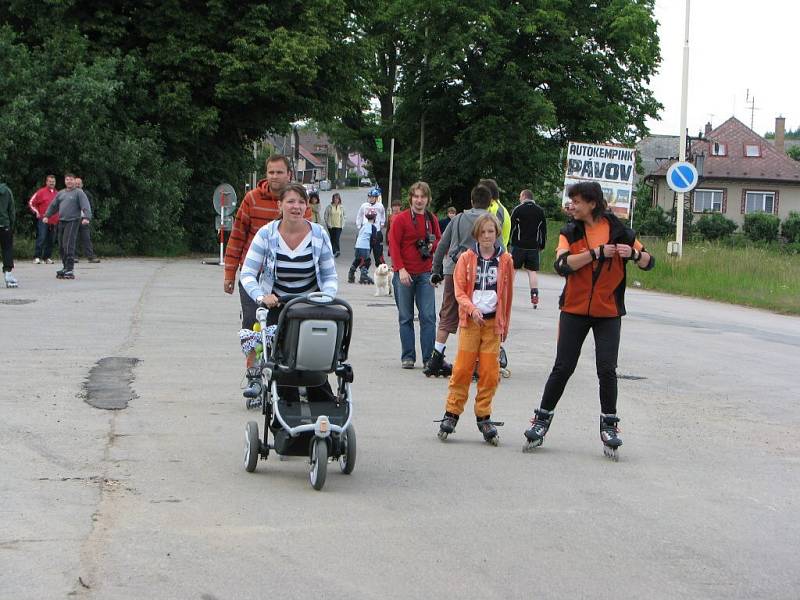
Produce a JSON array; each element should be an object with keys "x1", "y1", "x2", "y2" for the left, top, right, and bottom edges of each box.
[{"x1": 437, "y1": 213, "x2": 513, "y2": 445}]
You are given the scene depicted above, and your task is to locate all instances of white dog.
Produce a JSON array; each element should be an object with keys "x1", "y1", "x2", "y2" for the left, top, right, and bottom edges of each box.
[{"x1": 373, "y1": 262, "x2": 392, "y2": 296}]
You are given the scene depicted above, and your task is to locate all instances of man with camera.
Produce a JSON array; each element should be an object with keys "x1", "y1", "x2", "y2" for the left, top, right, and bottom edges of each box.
[{"x1": 388, "y1": 181, "x2": 442, "y2": 369}]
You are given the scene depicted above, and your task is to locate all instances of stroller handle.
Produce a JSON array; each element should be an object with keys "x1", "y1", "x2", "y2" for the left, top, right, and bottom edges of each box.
[{"x1": 256, "y1": 293, "x2": 353, "y2": 326}]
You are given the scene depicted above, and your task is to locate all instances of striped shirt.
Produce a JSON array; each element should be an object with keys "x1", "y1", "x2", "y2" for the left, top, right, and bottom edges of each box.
[{"x1": 272, "y1": 233, "x2": 319, "y2": 295}]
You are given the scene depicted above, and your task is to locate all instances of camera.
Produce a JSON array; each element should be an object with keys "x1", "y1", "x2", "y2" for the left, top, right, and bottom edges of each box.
[{"x1": 416, "y1": 233, "x2": 437, "y2": 259}]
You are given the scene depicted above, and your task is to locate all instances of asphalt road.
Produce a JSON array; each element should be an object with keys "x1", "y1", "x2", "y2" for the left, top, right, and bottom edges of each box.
[{"x1": 2, "y1": 197, "x2": 799, "y2": 599}]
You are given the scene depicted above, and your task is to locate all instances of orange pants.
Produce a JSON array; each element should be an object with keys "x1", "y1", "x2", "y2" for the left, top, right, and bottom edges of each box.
[{"x1": 445, "y1": 318, "x2": 501, "y2": 418}]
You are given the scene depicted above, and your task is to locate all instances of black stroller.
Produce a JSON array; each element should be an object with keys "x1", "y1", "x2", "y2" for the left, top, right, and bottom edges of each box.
[{"x1": 243, "y1": 292, "x2": 355, "y2": 490}]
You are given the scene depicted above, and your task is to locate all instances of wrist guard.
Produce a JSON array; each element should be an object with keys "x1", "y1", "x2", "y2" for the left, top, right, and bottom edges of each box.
[{"x1": 554, "y1": 253, "x2": 574, "y2": 276}]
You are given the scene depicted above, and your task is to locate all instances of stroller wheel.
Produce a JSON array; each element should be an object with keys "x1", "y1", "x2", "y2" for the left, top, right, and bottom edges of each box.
[
  {"x1": 338, "y1": 425, "x2": 357, "y2": 475},
  {"x1": 244, "y1": 421, "x2": 260, "y2": 472},
  {"x1": 309, "y1": 438, "x2": 328, "y2": 491}
]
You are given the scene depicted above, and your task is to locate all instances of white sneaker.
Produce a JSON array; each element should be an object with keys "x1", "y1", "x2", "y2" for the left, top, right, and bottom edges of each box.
[
  {"x1": 34, "y1": 257, "x2": 41, "y2": 264},
  {"x1": 45, "y1": 258, "x2": 54, "y2": 264}
]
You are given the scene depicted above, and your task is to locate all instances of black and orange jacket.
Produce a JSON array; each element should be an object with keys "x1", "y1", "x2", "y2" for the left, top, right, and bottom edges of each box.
[{"x1": 557, "y1": 213, "x2": 637, "y2": 318}]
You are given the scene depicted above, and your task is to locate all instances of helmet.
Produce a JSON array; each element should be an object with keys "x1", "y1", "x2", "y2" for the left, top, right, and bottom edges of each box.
[
  {"x1": 365, "y1": 209, "x2": 378, "y2": 220},
  {"x1": 368, "y1": 187, "x2": 381, "y2": 197}
]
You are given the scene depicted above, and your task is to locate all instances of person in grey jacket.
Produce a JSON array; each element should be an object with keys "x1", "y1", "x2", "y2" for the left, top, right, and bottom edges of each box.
[
  {"x1": 0, "y1": 181, "x2": 19, "y2": 287},
  {"x1": 424, "y1": 183, "x2": 492, "y2": 377},
  {"x1": 43, "y1": 172, "x2": 92, "y2": 279}
]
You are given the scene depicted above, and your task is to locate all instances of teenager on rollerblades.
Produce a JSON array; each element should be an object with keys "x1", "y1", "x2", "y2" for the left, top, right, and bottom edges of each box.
[
  {"x1": 428, "y1": 184, "x2": 493, "y2": 378},
  {"x1": 436, "y1": 212, "x2": 513, "y2": 446},
  {"x1": 522, "y1": 181, "x2": 654, "y2": 460}
]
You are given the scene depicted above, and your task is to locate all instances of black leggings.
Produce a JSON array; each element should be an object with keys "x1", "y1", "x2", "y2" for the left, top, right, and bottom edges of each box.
[
  {"x1": 0, "y1": 227, "x2": 13, "y2": 272},
  {"x1": 540, "y1": 312, "x2": 621, "y2": 414}
]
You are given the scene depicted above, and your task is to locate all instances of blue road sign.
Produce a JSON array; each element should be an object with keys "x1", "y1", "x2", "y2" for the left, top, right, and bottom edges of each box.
[{"x1": 666, "y1": 161, "x2": 699, "y2": 193}]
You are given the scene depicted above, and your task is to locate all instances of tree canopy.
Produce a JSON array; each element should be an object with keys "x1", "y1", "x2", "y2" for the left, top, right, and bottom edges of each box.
[
  {"x1": 1, "y1": 0, "x2": 362, "y2": 251},
  {"x1": 325, "y1": 0, "x2": 661, "y2": 211},
  {"x1": 1, "y1": 0, "x2": 661, "y2": 250}
]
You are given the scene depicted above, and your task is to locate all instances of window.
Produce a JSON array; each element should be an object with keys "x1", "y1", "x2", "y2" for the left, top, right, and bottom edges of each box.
[
  {"x1": 693, "y1": 189, "x2": 723, "y2": 213},
  {"x1": 745, "y1": 191, "x2": 775, "y2": 214},
  {"x1": 744, "y1": 144, "x2": 761, "y2": 157},
  {"x1": 711, "y1": 142, "x2": 727, "y2": 156}
]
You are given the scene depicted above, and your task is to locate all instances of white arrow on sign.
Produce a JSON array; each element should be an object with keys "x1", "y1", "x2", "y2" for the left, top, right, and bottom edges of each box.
[{"x1": 666, "y1": 161, "x2": 699, "y2": 193}]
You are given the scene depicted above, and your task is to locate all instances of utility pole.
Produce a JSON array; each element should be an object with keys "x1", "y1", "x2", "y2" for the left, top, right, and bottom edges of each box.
[{"x1": 674, "y1": 0, "x2": 691, "y2": 258}]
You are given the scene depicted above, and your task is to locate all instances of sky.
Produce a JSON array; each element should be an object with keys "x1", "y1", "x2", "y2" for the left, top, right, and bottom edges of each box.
[{"x1": 645, "y1": 0, "x2": 798, "y2": 138}]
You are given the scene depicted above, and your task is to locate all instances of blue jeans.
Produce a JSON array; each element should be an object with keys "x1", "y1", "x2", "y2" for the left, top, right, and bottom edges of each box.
[
  {"x1": 392, "y1": 271, "x2": 436, "y2": 363},
  {"x1": 34, "y1": 220, "x2": 55, "y2": 260}
]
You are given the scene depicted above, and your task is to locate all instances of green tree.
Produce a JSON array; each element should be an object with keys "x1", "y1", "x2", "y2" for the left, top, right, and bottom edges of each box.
[
  {"x1": 1, "y1": 0, "x2": 364, "y2": 250},
  {"x1": 324, "y1": 0, "x2": 661, "y2": 211},
  {"x1": 787, "y1": 146, "x2": 800, "y2": 161}
]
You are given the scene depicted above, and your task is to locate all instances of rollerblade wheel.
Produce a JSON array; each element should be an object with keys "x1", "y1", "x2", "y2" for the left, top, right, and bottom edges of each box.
[
  {"x1": 522, "y1": 439, "x2": 542, "y2": 453},
  {"x1": 500, "y1": 368, "x2": 511, "y2": 378},
  {"x1": 437, "y1": 430, "x2": 449, "y2": 441},
  {"x1": 488, "y1": 435, "x2": 499, "y2": 446},
  {"x1": 603, "y1": 445, "x2": 619, "y2": 462}
]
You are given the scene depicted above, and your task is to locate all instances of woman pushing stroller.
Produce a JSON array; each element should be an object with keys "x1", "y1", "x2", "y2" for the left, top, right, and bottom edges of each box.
[{"x1": 239, "y1": 182, "x2": 338, "y2": 403}]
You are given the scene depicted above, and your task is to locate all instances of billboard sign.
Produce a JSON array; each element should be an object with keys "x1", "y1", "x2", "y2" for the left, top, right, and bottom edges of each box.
[{"x1": 563, "y1": 141, "x2": 635, "y2": 218}]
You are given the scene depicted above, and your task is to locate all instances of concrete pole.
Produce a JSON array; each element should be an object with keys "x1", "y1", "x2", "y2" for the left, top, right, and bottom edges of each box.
[
  {"x1": 675, "y1": 0, "x2": 691, "y2": 258},
  {"x1": 388, "y1": 138, "x2": 396, "y2": 210}
]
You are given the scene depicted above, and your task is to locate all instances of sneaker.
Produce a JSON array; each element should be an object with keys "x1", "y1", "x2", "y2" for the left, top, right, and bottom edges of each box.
[
  {"x1": 401, "y1": 359, "x2": 415, "y2": 369},
  {"x1": 88, "y1": 257, "x2": 101, "y2": 263},
  {"x1": 62, "y1": 271, "x2": 75, "y2": 280},
  {"x1": 33, "y1": 257, "x2": 41, "y2": 264},
  {"x1": 45, "y1": 258, "x2": 54, "y2": 264}
]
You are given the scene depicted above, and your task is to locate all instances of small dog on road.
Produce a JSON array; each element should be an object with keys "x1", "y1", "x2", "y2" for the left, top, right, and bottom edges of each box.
[{"x1": 374, "y1": 263, "x2": 392, "y2": 296}]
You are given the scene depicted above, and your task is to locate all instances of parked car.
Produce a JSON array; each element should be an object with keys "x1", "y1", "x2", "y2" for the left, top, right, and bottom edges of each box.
[
  {"x1": 319, "y1": 179, "x2": 332, "y2": 191},
  {"x1": 359, "y1": 177, "x2": 372, "y2": 186}
]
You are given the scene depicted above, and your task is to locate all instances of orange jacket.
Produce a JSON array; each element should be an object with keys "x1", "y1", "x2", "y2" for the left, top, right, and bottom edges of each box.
[
  {"x1": 453, "y1": 246, "x2": 514, "y2": 337},
  {"x1": 557, "y1": 213, "x2": 636, "y2": 317}
]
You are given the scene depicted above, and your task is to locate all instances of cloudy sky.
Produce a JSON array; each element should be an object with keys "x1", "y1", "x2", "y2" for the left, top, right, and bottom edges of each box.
[{"x1": 645, "y1": 0, "x2": 796, "y2": 137}]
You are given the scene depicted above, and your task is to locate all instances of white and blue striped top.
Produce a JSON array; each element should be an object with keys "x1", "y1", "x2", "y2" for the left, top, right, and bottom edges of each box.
[
  {"x1": 240, "y1": 220, "x2": 338, "y2": 301},
  {"x1": 272, "y1": 233, "x2": 318, "y2": 295}
]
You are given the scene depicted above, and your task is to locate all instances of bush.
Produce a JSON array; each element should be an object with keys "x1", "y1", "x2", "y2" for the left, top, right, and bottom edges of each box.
[
  {"x1": 634, "y1": 203, "x2": 671, "y2": 237},
  {"x1": 743, "y1": 213, "x2": 781, "y2": 242},
  {"x1": 782, "y1": 211, "x2": 800, "y2": 243},
  {"x1": 694, "y1": 213, "x2": 738, "y2": 240}
]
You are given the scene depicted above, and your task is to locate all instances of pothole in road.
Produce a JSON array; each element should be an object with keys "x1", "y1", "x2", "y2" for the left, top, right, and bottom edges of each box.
[
  {"x1": 84, "y1": 357, "x2": 140, "y2": 410},
  {"x1": 0, "y1": 298, "x2": 36, "y2": 305}
]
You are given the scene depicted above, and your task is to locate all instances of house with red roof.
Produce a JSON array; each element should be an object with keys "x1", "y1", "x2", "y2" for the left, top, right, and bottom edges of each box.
[{"x1": 647, "y1": 117, "x2": 800, "y2": 226}]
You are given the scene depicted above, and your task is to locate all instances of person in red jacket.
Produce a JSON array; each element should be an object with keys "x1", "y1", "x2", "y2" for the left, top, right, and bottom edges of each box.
[
  {"x1": 224, "y1": 155, "x2": 311, "y2": 394},
  {"x1": 388, "y1": 181, "x2": 441, "y2": 369},
  {"x1": 523, "y1": 181, "x2": 654, "y2": 460},
  {"x1": 28, "y1": 174, "x2": 58, "y2": 264},
  {"x1": 436, "y1": 213, "x2": 513, "y2": 445}
]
